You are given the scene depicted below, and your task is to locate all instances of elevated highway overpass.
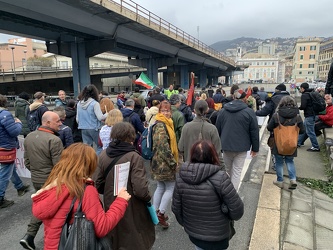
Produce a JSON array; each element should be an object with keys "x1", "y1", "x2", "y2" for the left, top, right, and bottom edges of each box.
[{"x1": 0, "y1": 0, "x2": 236, "y2": 95}]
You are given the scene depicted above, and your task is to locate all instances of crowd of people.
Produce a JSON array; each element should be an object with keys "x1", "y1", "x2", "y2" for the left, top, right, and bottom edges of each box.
[{"x1": 1, "y1": 78, "x2": 333, "y2": 249}]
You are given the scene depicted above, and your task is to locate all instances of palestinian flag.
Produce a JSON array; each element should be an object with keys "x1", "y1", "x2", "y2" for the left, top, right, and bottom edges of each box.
[{"x1": 133, "y1": 72, "x2": 156, "y2": 89}]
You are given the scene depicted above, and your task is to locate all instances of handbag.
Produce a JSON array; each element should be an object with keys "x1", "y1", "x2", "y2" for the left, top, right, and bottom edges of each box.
[
  {"x1": 206, "y1": 179, "x2": 236, "y2": 240},
  {"x1": 0, "y1": 148, "x2": 16, "y2": 163},
  {"x1": 58, "y1": 188, "x2": 111, "y2": 250},
  {"x1": 267, "y1": 133, "x2": 275, "y2": 149}
]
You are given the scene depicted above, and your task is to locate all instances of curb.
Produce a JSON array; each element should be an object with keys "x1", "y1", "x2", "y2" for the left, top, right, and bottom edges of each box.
[{"x1": 249, "y1": 173, "x2": 281, "y2": 250}]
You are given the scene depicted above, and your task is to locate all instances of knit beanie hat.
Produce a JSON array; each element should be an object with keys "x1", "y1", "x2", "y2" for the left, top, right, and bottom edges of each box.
[
  {"x1": 233, "y1": 89, "x2": 246, "y2": 99},
  {"x1": 275, "y1": 83, "x2": 286, "y2": 91}
]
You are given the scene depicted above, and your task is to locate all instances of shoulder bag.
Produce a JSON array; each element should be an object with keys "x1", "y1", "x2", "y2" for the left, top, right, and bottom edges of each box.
[{"x1": 58, "y1": 186, "x2": 111, "y2": 250}]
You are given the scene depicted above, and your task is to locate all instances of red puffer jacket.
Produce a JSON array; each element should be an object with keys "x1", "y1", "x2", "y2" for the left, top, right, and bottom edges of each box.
[
  {"x1": 32, "y1": 183, "x2": 128, "y2": 250},
  {"x1": 319, "y1": 105, "x2": 333, "y2": 126}
]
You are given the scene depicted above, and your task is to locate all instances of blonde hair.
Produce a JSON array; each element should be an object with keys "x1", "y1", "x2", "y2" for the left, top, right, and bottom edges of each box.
[
  {"x1": 200, "y1": 93, "x2": 207, "y2": 100},
  {"x1": 43, "y1": 143, "x2": 97, "y2": 199},
  {"x1": 105, "y1": 109, "x2": 123, "y2": 126}
]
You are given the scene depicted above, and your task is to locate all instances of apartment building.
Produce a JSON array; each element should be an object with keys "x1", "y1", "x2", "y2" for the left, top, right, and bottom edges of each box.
[
  {"x1": 292, "y1": 37, "x2": 321, "y2": 83},
  {"x1": 318, "y1": 38, "x2": 333, "y2": 81},
  {"x1": 235, "y1": 53, "x2": 281, "y2": 83}
]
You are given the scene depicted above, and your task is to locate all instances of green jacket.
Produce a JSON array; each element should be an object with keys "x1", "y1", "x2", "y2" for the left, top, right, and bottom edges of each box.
[
  {"x1": 171, "y1": 106, "x2": 185, "y2": 143},
  {"x1": 130, "y1": 92, "x2": 146, "y2": 107},
  {"x1": 164, "y1": 89, "x2": 179, "y2": 100}
]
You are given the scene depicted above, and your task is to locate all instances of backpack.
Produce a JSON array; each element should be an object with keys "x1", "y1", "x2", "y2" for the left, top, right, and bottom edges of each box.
[
  {"x1": 123, "y1": 111, "x2": 135, "y2": 124},
  {"x1": 308, "y1": 92, "x2": 326, "y2": 114},
  {"x1": 137, "y1": 122, "x2": 167, "y2": 160},
  {"x1": 273, "y1": 114, "x2": 300, "y2": 155},
  {"x1": 27, "y1": 109, "x2": 40, "y2": 131}
]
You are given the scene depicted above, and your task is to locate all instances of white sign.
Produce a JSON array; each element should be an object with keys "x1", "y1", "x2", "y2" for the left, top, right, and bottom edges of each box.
[
  {"x1": 113, "y1": 161, "x2": 130, "y2": 196},
  {"x1": 15, "y1": 136, "x2": 31, "y2": 178}
]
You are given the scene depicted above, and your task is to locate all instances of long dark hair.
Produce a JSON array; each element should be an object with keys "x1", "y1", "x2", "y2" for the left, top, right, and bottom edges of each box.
[
  {"x1": 190, "y1": 140, "x2": 220, "y2": 165},
  {"x1": 79, "y1": 84, "x2": 99, "y2": 102}
]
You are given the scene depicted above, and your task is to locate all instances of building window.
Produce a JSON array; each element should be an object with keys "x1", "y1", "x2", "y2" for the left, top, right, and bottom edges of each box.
[
  {"x1": 299, "y1": 71, "x2": 302, "y2": 74},
  {"x1": 310, "y1": 45, "x2": 316, "y2": 50},
  {"x1": 272, "y1": 62, "x2": 275, "y2": 65},
  {"x1": 309, "y1": 54, "x2": 315, "y2": 59},
  {"x1": 257, "y1": 62, "x2": 259, "y2": 66},
  {"x1": 33, "y1": 49, "x2": 36, "y2": 53},
  {"x1": 309, "y1": 64, "x2": 315, "y2": 68},
  {"x1": 300, "y1": 64, "x2": 303, "y2": 68},
  {"x1": 300, "y1": 46, "x2": 306, "y2": 51},
  {"x1": 271, "y1": 72, "x2": 274, "y2": 78},
  {"x1": 300, "y1": 55, "x2": 304, "y2": 60},
  {"x1": 264, "y1": 62, "x2": 267, "y2": 66}
]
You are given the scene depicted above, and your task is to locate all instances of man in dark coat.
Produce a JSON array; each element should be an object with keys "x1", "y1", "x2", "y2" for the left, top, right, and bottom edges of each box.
[
  {"x1": 255, "y1": 83, "x2": 290, "y2": 122},
  {"x1": 297, "y1": 82, "x2": 320, "y2": 152},
  {"x1": 215, "y1": 89, "x2": 259, "y2": 191},
  {"x1": 325, "y1": 60, "x2": 333, "y2": 96}
]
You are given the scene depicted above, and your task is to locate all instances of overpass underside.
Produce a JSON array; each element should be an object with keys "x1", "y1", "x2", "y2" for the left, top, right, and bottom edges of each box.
[{"x1": 0, "y1": 0, "x2": 236, "y2": 94}]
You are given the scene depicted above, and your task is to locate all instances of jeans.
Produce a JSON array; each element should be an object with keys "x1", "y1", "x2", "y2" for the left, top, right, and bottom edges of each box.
[
  {"x1": 274, "y1": 154, "x2": 296, "y2": 182},
  {"x1": 81, "y1": 129, "x2": 102, "y2": 154},
  {"x1": 0, "y1": 162, "x2": 23, "y2": 198},
  {"x1": 153, "y1": 181, "x2": 175, "y2": 214},
  {"x1": 298, "y1": 116, "x2": 319, "y2": 148},
  {"x1": 223, "y1": 151, "x2": 248, "y2": 191}
]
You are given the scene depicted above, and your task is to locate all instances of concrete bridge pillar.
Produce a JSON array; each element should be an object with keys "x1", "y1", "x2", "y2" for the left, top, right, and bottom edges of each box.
[
  {"x1": 213, "y1": 76, "x2": 218, "y2": 86},
  {"x1": 71, "y1": 42, "x2": 90, "y2": 97},
  {"x1": 146, "y1": 58, "x2": 158, "y2": 87},
  {"x1": 199, "y1": 69, "x2": 207, "y2": 88},
  {"x1": 207, "y1": 77, "x2": 213, "y2": 86},
  {"x1": 180, "y1": 65, "x2": 189, "y2": 89}
]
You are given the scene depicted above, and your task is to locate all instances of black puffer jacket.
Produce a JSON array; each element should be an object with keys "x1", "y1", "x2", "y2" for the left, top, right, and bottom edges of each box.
[
  {"x1": 299, "y1": 88, "x2": 316, "y2": 117},
  {"x1": 172, "y1": 162, "x2": 244, "y2": 242}
]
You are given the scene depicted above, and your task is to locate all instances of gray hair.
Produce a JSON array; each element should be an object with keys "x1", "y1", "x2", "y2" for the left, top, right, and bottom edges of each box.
[
  {"x1": 194, "y1": 100, "x2": 208, "y2": 116},
  {"x1": 125, "y1": 98, "x2": 135, "y2": 107},
  {"x1": 169, "y1": 94, "x2": 181, "y2": 105}
]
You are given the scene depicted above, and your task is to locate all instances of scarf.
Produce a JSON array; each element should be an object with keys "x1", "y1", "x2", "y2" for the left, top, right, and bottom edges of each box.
[
  {"x1": 155, "y1": 113, "x2": 178, "y2": 162},
  {"x1": 106, "y1": 140, "x2": 136, "y2": 158}
]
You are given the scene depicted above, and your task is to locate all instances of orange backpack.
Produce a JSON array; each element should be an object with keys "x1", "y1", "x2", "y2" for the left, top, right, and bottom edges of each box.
[{"x1": 273, "y1": 114, "x2": 300, "y2": 155}]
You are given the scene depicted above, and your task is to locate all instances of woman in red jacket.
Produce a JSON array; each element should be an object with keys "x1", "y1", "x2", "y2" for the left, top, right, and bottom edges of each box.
[{"x1": 31, "y1": 143, "x2": 131, "y2": 250}]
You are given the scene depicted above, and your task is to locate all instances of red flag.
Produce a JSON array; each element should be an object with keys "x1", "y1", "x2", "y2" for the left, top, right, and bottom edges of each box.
[
  {"x1": 186, "y1": 72, "x2": 195, "y2": 106},
  {"x1": 245, "y1": 86, "x2": 252, "y2": 98}
]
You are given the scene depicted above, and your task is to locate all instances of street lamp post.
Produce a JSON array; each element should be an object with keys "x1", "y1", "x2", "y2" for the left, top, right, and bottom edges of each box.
[
  {"x1": 9, "y1": 46, "x2": 16, "y2": 80},
  {"x1": 23, "y1": 50, "x2": 27, "y2": 70}
]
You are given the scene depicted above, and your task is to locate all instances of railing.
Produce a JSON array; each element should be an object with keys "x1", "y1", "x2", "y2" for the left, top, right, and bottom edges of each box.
[
  {"x1": 109, "y1": 0, "x2": 235, "y2": 66},
  {"x1": 0, "y1": 65, "x2": 144, "y2": 81}
]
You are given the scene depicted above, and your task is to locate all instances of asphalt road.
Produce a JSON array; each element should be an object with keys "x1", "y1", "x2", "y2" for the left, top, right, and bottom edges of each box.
[{"x1": 0, "y1": 150, "x2": 265, "y2": 250}]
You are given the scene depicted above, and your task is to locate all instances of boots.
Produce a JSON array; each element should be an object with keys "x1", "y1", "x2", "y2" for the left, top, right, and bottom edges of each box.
[{"x1": 157, "y1": 212, "x2": 169, "y2": 229}]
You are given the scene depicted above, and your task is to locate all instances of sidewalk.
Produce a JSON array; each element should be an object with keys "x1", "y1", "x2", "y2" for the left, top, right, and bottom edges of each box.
[{"x1": 249, "y1": 137, "x2": 333, "y2": 250}]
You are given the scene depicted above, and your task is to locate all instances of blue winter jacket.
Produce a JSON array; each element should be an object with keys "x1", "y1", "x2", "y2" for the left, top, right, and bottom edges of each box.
[
  {"x1": 121, "y1": 108, "x2": 145, "y2": 134},
  {"x1": 0, "y1": 108, "x2": 22, "y2": 149}
]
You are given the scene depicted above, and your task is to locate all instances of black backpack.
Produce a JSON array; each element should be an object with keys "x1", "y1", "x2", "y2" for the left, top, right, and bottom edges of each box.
[
  {"x1": 308, "y1": 92, "x2": 326, "y2": 114},
  {"x1": 27, "y1": 109, "x2": 40, "y2": 131}
]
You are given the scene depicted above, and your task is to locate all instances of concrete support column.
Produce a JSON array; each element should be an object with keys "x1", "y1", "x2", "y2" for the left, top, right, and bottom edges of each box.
[
  {"x1": 225, "y1": 76, "x2": 230, "y2": 85},
  {"x1": 71, "y1": 42, "x2": 90, "y2": 97},
  {"x1": 199, "y1": 69, "x2": 207, "y2": 88},
  {"x1": 147, "y1": 58, "x2": 158, "y2": 86},
  {"x1": 180, "y1": 65, "x2": 189, "y2": 89},
  {"x1": 213, "y1": 76, "x2": 218, "y2": 85},
  {"x1": 208, "y1": 77, "x2": 213, "y2": 86},
  {"x1": 163, "y1": 72, "x2": 168, "y2": 88}
]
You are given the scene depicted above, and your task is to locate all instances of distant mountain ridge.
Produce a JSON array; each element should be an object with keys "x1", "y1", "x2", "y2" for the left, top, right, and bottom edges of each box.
[{"x1": 210, "y1": 37, "x2": 299, "y2": 55}]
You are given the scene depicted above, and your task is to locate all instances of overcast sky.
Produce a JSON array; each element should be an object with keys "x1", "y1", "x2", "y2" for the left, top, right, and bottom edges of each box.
[{"x1": 1, "y1": 0, "x2": 332, "y2": 45}]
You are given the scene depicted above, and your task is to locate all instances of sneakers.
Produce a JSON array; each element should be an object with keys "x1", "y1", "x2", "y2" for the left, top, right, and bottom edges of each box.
[
  {"x1": 157, "y1": 212, "x2": 170, "y2": 229},
  {"x1": 17, "y1": 184, "x2": 30, "y2": 197},
  {"x1": 273, "y1": 181, "x2": 283, "y2": 189},
  {"x1": 20, "y1": 234, "x2": 35, "y2": 250},
  {"x1": 0, "y1": 197, "x2": 14, "y2": 209},
  {"x1": 289, "y1": 180, "x2": 297, "y2": 190},
  {"x1": 306, "y1": 147, "x2": 320, "y2": 152}
]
